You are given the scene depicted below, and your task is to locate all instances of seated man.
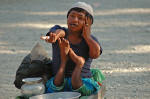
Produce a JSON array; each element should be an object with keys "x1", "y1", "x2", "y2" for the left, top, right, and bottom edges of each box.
[{"x1": 44, "y1": 2, "x2": 103, "y2": 96}]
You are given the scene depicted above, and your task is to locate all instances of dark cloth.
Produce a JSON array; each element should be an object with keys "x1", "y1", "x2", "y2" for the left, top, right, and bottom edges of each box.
[
  {"x1": 46, "y1": 25, "x2": 102, "y2": 78},
  {"x1": 14, "y1": 54, "x2": 52, "y2": 89}
]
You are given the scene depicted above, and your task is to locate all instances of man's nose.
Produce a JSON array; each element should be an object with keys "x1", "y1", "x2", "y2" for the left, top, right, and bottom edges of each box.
[{"x1": 73, "y1": 17, "x2": 78, "y2": 22}]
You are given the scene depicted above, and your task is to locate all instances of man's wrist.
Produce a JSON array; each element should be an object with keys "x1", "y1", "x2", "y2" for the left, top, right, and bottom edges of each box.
[{"x1": 83, "y1": 35, "x2": 92, "y2": 41}]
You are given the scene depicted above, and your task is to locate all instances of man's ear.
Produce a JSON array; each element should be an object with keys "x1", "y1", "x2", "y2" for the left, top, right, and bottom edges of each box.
[
  {"x1": 89, "y1": 16, "x2": 93, "y2": 25},
  {"x1": 86, "y1": 14, "x2": 93, "y2": 24},
  {"x1": 86, "y1": 15, "x2": 92, "y2": 26}
]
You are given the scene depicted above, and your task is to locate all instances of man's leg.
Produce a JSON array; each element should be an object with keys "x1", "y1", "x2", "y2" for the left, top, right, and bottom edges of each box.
[
  {"x1": 54, "y1": 38, "x2": 70, "y2": 86},
  {"x1": 69, "y1": 48, "x2": 85, "y2": 89},
  {"x1": 69, "y1": 49, "x2": 100, "y2": 96},
  {"x1": 46, "y1": 38, "x2": 70, "y2": 92}
]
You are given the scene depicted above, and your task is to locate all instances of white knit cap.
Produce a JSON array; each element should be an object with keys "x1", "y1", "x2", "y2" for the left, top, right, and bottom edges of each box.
[{"x1": 69, "y1": 2, "x2": 93, "y2": 17}]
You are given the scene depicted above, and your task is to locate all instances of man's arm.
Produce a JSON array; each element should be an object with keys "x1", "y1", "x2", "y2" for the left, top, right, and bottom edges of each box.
[
  {"x1": 82, "y1": 17, "x2": 102, "y2": 59},
  {"x1": 54, "y1": 38, "x2": 70, "y2": 86},
  {"x1": 45, "y1": 29, "x2": 65, "y2": 43},
  {"x1": 84, "y1": 36, "x2": 101, "y2": 59},
  {"x1": 41, "y1": 25, "x2": 66, "y2": 43}
]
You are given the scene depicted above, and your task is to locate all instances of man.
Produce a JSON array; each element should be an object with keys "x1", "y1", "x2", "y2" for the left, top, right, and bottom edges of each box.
[{"x1": 44, "y1": 2, "x2": 103, "y2": 96}]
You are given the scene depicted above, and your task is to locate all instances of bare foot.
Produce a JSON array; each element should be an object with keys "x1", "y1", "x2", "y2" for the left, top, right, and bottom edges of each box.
[
  {"x1": 58, "y1": 38, "x2": 70, "y2": 63},
  {"x1": 69, "y1": 48, "x2": 85, "y2": 68},
  {"x1": 46, "y1": 33, "x2": 58, "y2": 43}
]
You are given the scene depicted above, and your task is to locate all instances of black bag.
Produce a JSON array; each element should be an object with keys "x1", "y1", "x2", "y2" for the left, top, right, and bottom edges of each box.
[{"x1": 14, "y1": 43, "x2": 52, "y2": 89}]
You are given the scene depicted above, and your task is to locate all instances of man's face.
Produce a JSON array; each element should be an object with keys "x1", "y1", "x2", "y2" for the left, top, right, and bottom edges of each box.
[{"x1": 67, "y1": 10, "x2": 86, "y2": 32}]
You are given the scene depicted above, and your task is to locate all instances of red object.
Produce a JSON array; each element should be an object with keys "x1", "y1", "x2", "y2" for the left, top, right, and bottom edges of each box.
[{"x1": 98, "y1": 82, "x2": 102, "y2": 86}]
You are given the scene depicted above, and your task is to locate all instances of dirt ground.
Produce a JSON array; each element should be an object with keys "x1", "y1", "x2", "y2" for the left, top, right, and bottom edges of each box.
[{"x1": 0, "y1": 0, "x2": 150, "y2": 99}]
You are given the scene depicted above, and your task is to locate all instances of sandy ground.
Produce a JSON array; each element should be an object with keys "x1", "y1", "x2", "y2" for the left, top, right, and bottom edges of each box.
[{"x1": 0, "y1": 0, "x2": 150, "y2": 99}]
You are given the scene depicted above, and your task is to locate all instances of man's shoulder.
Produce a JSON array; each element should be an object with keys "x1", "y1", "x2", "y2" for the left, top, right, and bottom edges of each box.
[
  {"x1": 50, "y1": 25, "x2": 67, "y2": 31},
  {"x1": 46, "y1": 25, "x2": 68, "y2": 36},
  {"x1": 91, "y1": 35, "x2": 99, "y2": 41}
]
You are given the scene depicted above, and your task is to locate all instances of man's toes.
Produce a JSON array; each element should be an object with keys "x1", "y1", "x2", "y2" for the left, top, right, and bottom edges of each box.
[
  {"x1": 65, "y1": 39, "x2": 69, "y2": 44},
  {"x1": 58, "y1": 38, "x2": 61, "y2": 45},
  {"x1": 62, "y1": 38, "x2": 68, "y2": 44}
]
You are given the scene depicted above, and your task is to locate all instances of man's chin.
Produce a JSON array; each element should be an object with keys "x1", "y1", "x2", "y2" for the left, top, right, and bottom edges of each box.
[
  {"x1": 69, "y1": 27, "x2": 77, "y2": 31},
  {"x1": 69, "y1": 27, "x2": 81, "y2": 32}
]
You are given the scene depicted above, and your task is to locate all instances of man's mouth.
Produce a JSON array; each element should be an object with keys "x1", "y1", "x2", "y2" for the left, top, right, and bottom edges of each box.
[{"x1": 70, "y1": 23, "x2": 78, "y2": 27}]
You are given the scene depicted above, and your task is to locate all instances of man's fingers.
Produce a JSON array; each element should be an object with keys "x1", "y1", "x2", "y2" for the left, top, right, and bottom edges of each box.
[
  {"x1": 50, "y1": 33, "x2": 57, "y2": 42},
  {"x1": 40, "y1": 36, "x2": 50, "y2": 40},
  {"x1": 50, "y1": 33, "x2": 53, "y2": 37},
  {"x1": 53, "y1": 34, "x2": 57, "y2": 41},
  {"x1": 62, "y1": 38, "x2": 68, "y2": 43}
]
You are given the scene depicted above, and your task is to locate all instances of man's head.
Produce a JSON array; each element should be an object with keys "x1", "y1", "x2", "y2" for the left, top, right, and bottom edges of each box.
[
  {"x1": 67, "y1": 2, "x2": 93, "y2": 32},
  {"x1": 67, "y1": 2, "x2": 93, "y2": 23}
]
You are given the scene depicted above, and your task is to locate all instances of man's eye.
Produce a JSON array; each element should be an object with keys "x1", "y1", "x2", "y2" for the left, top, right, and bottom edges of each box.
[
  {"x1": 79, "y1": 17, "x2": 84, "y2": 20},
  {"x1": 70, "y1": 15, "x2": 75, "y2": 18}
]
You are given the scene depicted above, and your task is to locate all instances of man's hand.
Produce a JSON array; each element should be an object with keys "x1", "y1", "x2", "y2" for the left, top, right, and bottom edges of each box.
[
  {"x1": 81, "y1": 16, "x2": 101, "y2": 59},
  {"x1": 82, "y1": 16, "x2": 92, "y2": 39},
  {"x1": 40, "y1": 29, "x2": 65, "y2": 43},
  {"x1": 40, "y1": 32, "x2": 57, "y2": 43},
  {"x1": 49, "y1": 32, "x2": 58, "y2": 43}
]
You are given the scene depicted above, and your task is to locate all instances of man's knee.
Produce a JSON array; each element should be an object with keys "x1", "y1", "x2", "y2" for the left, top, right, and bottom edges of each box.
[{"x1": 73, "y1": 84, "x2": 95, "y2": 96}]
